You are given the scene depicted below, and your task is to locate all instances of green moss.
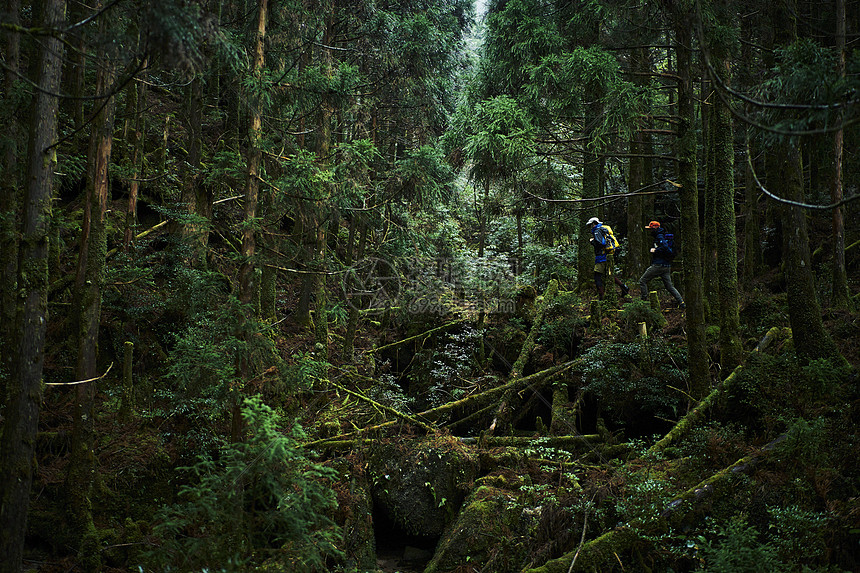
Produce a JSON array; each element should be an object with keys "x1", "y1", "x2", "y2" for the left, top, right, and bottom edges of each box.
[{"x1": 367, "y1": 437, "x2": 478, "y2": 537}]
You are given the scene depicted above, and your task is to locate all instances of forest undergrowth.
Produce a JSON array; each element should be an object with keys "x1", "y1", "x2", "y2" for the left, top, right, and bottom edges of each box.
[{"x1": 24, "y1": 242, "x2": 860, "y2": 573}]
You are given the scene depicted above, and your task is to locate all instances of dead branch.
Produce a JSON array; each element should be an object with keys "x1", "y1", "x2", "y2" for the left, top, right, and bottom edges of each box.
[
  {"x1": 368, "y1": 319, "x2": 466, "y2": 354},
  {"x1": 305, "y1": 360, "x2": 579, "y2": 449}
]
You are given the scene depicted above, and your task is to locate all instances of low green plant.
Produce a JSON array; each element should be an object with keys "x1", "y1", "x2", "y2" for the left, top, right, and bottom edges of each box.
[
  {"x1": 618, "y1": 298, "x2": 666, "y2": 336},
  {"x1": 766, "y1": 504, "x2": 831, "y2": 564},
  {"x1": 144, "y1": 396, "x2": 342, "y2": 572},
  {"x1": 697, "y1": 514, "x2": 785, "y2": 573}
]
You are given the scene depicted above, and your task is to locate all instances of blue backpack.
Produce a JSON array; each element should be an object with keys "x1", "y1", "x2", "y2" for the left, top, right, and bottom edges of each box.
[{"x1": 663, "y1": 233, "x2": 678, "y2": 260}]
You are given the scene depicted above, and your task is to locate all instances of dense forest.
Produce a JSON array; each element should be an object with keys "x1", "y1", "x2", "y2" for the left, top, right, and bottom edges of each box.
[{"x1": 1, "y1": 0, "x2": 859, "y2": 572}]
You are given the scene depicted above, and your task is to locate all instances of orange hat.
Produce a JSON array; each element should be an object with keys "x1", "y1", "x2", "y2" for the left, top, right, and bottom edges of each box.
[{"x1": 646, "y1": 221, "x2": 660, "y2": 229}]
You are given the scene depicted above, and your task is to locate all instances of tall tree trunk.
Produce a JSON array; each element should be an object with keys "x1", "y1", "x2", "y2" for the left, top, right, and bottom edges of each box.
[
  {"x1": 578, "y1": 103, "x2": 601, "y2": 295},
  {"x1": 478, "y1": 178, "x2": 489, "y2": 258},
  {"x1": 313, "y1": 18, "x2": 336, "y2": 357},
  {"x1": 830, "y1": 0, "x2": 851, "y2": 310},
  {"x1": 627, "y1": 45, "x2": 651, "y2": 280},
  {"x1": 739, "y1": 12, "x2": 762, "y2": 284},
  {"x1": 780, "y1": 143, "x2": 843, "y2": 363},
  {"x1": 67, "y1": 7, "x2": 117, "y2": 564},
  {"x1": 769, "y1": 0, "x2": 843, "y2": 364},
  {"x1": 342, "y1": 216, "x2": 368, "y2": 359},
  {"x1": 181, "y1": 76, "x2": 206, "y2": 265},
  {"x1": 64, "y1": 0, "x2": 86, "y2": 131},
  {"x1": 295, "y1": 212, "x2": 314, "y2": 328},
  {"x1": 741, "y1": 120, "x2": 763, "y2": 283},
  {"x1": 0, "y1": 0, "x2": 64, "y2": 569},
  {"x1": 123, "y1": 60, "x2": 147, "y2": 252},
  {"x1": 702, "y1": 83, "x2": 718, "y2": 320},
  {"x1": 712, "y1": 60, "x2": 743, "y2": 374},
  {"x1": 671, "y1": 6, "x2": 710, "y2": 399},
  {"x1": 0, "y1": 0, "x2": 22, "y2": 408},
  {"x1": 234, "y1": 0, "x2": 268, "y2": 442}
]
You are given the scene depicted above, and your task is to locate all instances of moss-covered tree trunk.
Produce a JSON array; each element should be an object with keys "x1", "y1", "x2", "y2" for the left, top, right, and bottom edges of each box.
[
  {"x1": 123, "y1": 56, "x2": 146, "y2": 253},
  {"x1": 741, "y1": 123, "x2": 763, "y2": 284},
  {"x1": 780, "y1": 144, "x2": 843, "y2": 363},
  {"x1": 343, "y1": 218, "x2": 368, "y2": 359},
  {"x1": 67, "y1": 5, "x2": 116, "y2": 567},
  {"x1": 702, "y1": 84, "x2": 718, "y2": 320},
  {"x1": 769, "y1": 0, "x2": 843, "y2": 364},
  {"x1": 712, "y1": 60, "x2": 743, "y2": 374},
  {"x1": 830, "y1": 0, "x2": 852, "y2": 311},
  {"x1": 313, "y1": 17, "x2": 336, "y2": 359},
  {"x1": 739, "y1": 15, "x2": 762, "y2": 285},
  {"x1": 626, "y1": 43, "x2": 651, "y2": 280},
  {"x1": 0, "y1": 0, "x2": 64, "y2": 567},
  {"x1": 578, "y1": 133, "x2": 601, "y2": 296},
  {"x1": 674, "y1": 11, "x2": 709, "y2": 395},
  {"x1": 0, "y1": 0, "x2": 22, "y2": 408},
  {"x1": 673, "y1": 10, "x2": 710, "y2": 399},
  {"x1": 180, "y1": 76, "x2": 208, "y2": 266}
]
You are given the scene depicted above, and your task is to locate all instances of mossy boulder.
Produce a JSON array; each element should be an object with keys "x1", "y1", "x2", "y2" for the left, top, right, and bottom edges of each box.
[
  {"x1": 367, "y1": 436, "x2": 477, "y2": 538},
  {"x1": 426, "y1": 473, "x2": 582, "y2": 573}
]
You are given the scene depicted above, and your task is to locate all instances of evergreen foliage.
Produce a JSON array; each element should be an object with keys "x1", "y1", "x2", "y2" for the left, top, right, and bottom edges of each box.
[{"x1": 144, "y1": 396, "x2": 341, "y2": 572}]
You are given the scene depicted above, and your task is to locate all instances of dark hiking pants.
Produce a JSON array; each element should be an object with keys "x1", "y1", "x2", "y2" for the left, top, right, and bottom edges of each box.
[{"x1": 638, "y1": 263, "x2": 683, "y2": 304}]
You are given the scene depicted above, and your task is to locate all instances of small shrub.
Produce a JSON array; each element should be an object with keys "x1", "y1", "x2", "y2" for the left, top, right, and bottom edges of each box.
[
  {"x1": 698, "y1": 515, "x2": 785, "y2": 573},
  {"x1": 144, "y1": 396, "x2": 341, "y2": 572},
  {"x1": 618, "y1": 299, "x2": 666, "y2": 337},
  {"x1": 580, "y1": 340, "x2": 687, "y2": 432}
]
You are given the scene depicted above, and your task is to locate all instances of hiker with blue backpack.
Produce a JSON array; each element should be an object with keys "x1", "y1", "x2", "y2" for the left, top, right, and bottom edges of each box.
[
  {"x1": 639, "y1": 220, "x2": 685, "y2": 309},
  {"x1": 587, "y1": 217, "x2": 630, "y2": 300}
]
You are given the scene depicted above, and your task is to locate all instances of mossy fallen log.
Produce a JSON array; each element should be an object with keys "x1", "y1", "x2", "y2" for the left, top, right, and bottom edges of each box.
[
  {"x1": 523, "y1": 442, "x2": 777, "y2": 573},
  {"x1": 647, "y1": 326, "x2": 783, "y2": 457},
  {"x1": 489, "y1": 279, "x2": 559, "y2": 435},
  {"x1": 368, "y1": 319, "x2": 465, "y2": 354},
  {"x1": 458, "y1": 434, "x2": 600, "y2": 448}
]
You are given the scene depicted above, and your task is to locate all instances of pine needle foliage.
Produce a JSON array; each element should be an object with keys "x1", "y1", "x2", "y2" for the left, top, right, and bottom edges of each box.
[{"x1": 144, "y1": 396, "x2": 341, "y2": 572}]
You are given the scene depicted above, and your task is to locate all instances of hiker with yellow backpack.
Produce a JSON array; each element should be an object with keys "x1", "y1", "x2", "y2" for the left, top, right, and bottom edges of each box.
[{"x1": 587, "y1": 217, "x2": 630, "y2": 300}]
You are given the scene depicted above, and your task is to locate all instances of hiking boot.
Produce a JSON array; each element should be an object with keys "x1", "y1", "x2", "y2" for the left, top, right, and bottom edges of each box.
[
  {"x1": 621, "y1": 284, "x2": 630, "y2": 296},
  {"x1": 678, "y1": 301, "x2": 686, "y2": 309}
]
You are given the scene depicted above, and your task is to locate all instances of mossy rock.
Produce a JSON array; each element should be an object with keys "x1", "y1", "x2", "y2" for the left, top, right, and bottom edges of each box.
[
  {"x1": 367, "y1": 436, "x2": 477, "y2": 538},
  {"x1": 426, "y1": 470, "x2": 586, "y2": 573},
  {"x1": 424, "y1": 483, "x2": 533, "y2": 573}
]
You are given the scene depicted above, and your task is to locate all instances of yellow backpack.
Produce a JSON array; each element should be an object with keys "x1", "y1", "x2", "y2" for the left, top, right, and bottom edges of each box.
[{"x1": 602, "y1": 224, "x2": 621, "y2": 253}]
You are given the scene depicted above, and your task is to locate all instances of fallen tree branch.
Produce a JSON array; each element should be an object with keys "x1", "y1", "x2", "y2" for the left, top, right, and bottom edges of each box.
[
  {"x1": 305, "y1": 360, "x2": 579, "y2": 448},
  {"x1": 328, "y1": 378, "x2": 437, "y2": 434},
  {"x1": 368, "y1": 319, "x2": 466, "y2": 354},
  {"x1": 647, "y1": 326, "x2": 785, "y2": 457}
]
